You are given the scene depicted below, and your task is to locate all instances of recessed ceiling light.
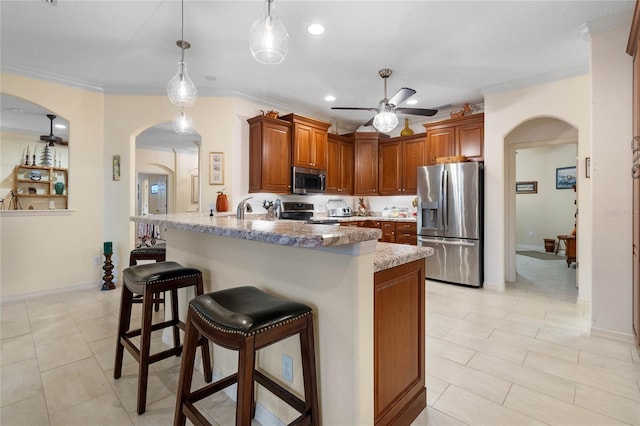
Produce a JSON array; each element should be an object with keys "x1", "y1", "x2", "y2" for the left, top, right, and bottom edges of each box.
[
  {"x1": 406, "y1": 99, "x2": 418, "y2": 105},
  {"x1": 204, "y1": 75, "x2": 217, "y2": 82},
  {"x1": 54, "y1": 123, "x2": 66, "y2": 129},
  {"x1": 324, "y1": 95, "x2": 336, "y2": 102},
  {"x1": 307, "y1": 24, "x2": 325, "y2": 35}
]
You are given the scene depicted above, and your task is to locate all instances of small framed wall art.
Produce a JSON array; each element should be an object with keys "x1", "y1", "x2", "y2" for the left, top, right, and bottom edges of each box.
[
  {"x1": 209, "y1": 152, "x2": 224, "y2": 185},
  {"x1": 556, "y1": 166, "x2": 576, "y2": 189},
  {"x1": 113, "y1": 155, "x2": 121, "y2": 181},
  {"x1": 515, "y1": 181, "x2": 537, "y2": 194}
]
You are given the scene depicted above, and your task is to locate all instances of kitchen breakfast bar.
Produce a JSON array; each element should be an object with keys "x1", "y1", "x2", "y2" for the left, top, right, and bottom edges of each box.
[{"x1": 131, "y1": 213, "x2": 433, "y2": 425}]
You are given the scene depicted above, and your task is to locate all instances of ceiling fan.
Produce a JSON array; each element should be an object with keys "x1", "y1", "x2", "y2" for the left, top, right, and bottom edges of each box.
[
  {"x1": 331, "y1": 68, "x2": 438, "y2": 133},
  {"x1": 40, "y1": 114, "x2": 68, "y2": 146}
]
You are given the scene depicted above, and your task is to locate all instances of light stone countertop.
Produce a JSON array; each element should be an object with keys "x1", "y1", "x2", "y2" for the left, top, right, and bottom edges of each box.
[{"x1": 132, "y1": 213, "x2": 432, "y2": 272}]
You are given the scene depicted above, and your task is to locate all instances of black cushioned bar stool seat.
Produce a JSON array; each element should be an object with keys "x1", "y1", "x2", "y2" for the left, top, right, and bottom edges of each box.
[
  {"x1": 114, "y1": 261, "x2": 212, "y2": 415},
  {"x1": 129, "y1": 243, "x2": 167, "y2": 312},
  {"x1": 174, "y1": 286, "x2": 319, "y2": 426}
]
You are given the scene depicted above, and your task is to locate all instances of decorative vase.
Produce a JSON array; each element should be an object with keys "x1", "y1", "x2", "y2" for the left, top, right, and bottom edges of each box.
[
  {"x1": 54, "y1": 181, "x2": 64, "y2": 195},
  {"x1": 216, "y1": 193, "x2": 228, "y2": 212},
  {"x1": 400, "y1": 118, "x2": 414, "y2": 136}
]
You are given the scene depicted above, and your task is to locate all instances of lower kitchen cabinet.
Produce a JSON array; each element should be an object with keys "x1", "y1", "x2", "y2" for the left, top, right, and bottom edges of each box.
[
  {"x1": 345, "y1": 220, "x2": 417, "y2": 245},
  {"x1": 395, "y1": 221, "x2": 417, "y2": 245},
  {"x1": 374, "y1": 258, "x2": 426, "y2": 424}
]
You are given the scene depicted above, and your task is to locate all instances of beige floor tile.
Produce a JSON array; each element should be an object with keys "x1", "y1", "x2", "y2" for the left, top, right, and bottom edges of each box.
[
  {"x1": 410, "y1": 405, "x2": 466, "y2": 426},
  {"x1": 89, "y1": 335, "x2": 135, "y2": 372},
  {"x1": 504, "y1": 383, "x2": 628, "y2": 425},
  {"x1": 428, "y1": 312, "x2": 495, "y2": 338},
  {"x1": 35, "y1": 331, "x2": 93, "y2": 371},
  {"x1": 433, "y1": 385, "x2": 545, "y2": 426},
  {"x1": 1, "y1": 333, "x2": 35, "y2": 366},
  {"x1": 575, "y1": 383, "x2": 640, "y2": 425},
  {"x1": 578, "y1": 349, "x2": 640, "y2": 379},
  {"x1": 489, "y1": 328, "x2": 580, "y2": 363},
  {"x1": 427, "y1": 336, "x2": 476, "y2": 365},
  {"x1": 427, "y1": 353, "x2": 511, "y2": 404},
  {"x1": 24, "y1": 294, "x2": 64, "y2": 311},
  {"x1": 467, "y1": 351, "x2": 576, "y2": 403},
  {"x1": 26, "y1": 301, "x2": 69, "y2": 321},
  {"x1": 0, "y1": 301, "x2": 28, "y2": 323},
  {"x1": 0, "y1": 393, "x2": 49, "y2": 426},
  {"x1": 538, "y1": 327, "x2": 635, "y2": 363},
  {"x1": 67, "y1": 299, "x2": 119, "y2": 322},
  {"x1": 0, "y1": 358, "x2": 43, "y2": 407},
  {"x1": 76, "y1": 314, "x2": 118, "y2": 343},
  {"x1": 0, "y1": 319, "x2": 32, "y2": 340},
  {"x1": 463, "y1": 311, "x2": 540, "y2": 337},
  {"x1": 524, "y1": 351, "x2": 640, "y2": 402},
  {"x1": 49, "y1": 392, "x2": 133, "y2": 426},
  {"x1": 128, "y1": 394, "x2": 178, "y2": 426},
  {"x1": 41, "y1": 357, "x2": 111, "y2": 414},
  {"x1": 108, "y1": 366, "x2": 179, "y2": 413},
  {"x1": 441, "y1": 330, "x2": 528, "y2": 364},
  {"x1": 30, "y1": 315, "x2": 80, "y2": 343},
  {"x1": 426, "y1": 374, "x2": 450, "y2": 406}
]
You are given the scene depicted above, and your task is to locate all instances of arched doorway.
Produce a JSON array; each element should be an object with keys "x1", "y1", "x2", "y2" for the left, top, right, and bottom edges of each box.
[{"x1": 504, "y1": 117, "x2": 581, "y2": 298}]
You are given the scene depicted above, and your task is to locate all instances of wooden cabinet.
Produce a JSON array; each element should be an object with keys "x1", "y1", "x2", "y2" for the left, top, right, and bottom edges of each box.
[
  {"x1": 352, "y1": 132, "x2": 380, "y2": 195},
  {"x1": 374, "y1": 258, "x2": 426, "y2": 425},
  {"x1": 380, "y1": 221, "x2": 395, "y2": 243},
  {"x1": 248, "y1": 116, "x2": 292, "y2": 194},
  {"x1": 327, "y1": 133, "x2": 354, "y2": 194},
  {"x1": 395, "y1": 221, "x2": 417, "y2": 245},
  {"x1": 424, "y1": 113, "x2": 484, "y2": 165},
  {"x1": 378, "y1": 133, "x2": 427, "y2": 195},
  {"x1": 11, "y1": 165, "x2": 68, "y2": 210},
  {"x1": 280, "y1": 113, "x2": 330, "y2": 170},
  {"x1": 628, "y1": 0, "x2": 640, "y2": 348}
]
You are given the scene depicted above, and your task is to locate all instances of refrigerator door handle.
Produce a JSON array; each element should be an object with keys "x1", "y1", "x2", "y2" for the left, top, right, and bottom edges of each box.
[
  {"x1": 441, "y1": 169, "x2": 449, "y2": 231},
  {"x1": 418, "y1": 237, "x2": 476, "y2": 247}
]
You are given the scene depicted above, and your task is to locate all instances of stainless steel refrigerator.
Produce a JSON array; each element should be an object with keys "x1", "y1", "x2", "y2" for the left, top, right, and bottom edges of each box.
[{"x1": 417, "y1": 162, "x2": 483, "y2": 287}]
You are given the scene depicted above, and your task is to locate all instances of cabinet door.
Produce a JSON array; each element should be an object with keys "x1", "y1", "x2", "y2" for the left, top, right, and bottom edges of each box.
[
  {"x1": 354, "y1": 136, "x2": 379, "y2": 195},
  {"x1": 326, "y1": 136, "x2": 340, "y2": 193},
  {"x1": 252, "y1": 120, "x2": 291, "y2": 193},
  {"x1": 402, "y1": 136, "x2": 427, "y2": 194},
  {"x1": 339, "y1": 140, "x2": 354, "y2": 193},
  {"x1": 292, "y1": 123, "x2": 314, "y2": 168},
  {"x1": 312, "y1": 127, "x2": 328, "y2": 170},
  {"x1": 378, "y1": 141, "x2": 402, "y2": 195},
  {"x1": 456, "y1": 121, "x2": 484, "y2": 161},
  {"x1": 380, "y1": 221, "x2": 396, "y2": 243},
  {"x1": 426, "y1": 128, "x2": 454, "y2": 165}
]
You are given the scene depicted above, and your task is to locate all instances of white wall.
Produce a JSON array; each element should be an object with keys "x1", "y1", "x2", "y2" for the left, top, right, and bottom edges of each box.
[
  {"x1": 590, "y1": 26, "x2": 634, "y2": 336},
  {"x1": 516, "y1": 144, "x2": 577, "y2": 250},
  {"x1": 0, "y1": 73, "x2": 105, "y2": 297}
]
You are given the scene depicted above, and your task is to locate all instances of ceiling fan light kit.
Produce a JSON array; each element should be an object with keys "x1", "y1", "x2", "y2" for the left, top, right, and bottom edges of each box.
[
  {"x1": 332, "y1": 68, "x2": 438, "y2": 133},
  {"x1": 249, "y1": 0, "x2": 289, "y2": 65}
]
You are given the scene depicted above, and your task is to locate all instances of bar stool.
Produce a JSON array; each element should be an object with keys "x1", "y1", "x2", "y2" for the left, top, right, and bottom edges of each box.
[
  {"x1": 114, "y1": 261, "x2": 213, "y2": 414},
  {"x1": 174, "y1": 286, "x2": 319, "y2": 426},
  {"x1": 129, "y1": 243, "x2": 167, "y2": 312}
]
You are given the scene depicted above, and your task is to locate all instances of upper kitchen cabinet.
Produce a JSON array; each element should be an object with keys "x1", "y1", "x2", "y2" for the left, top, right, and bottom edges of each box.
[
  {"x1": 378, "y1": 133, "x2": 427, "y2": 195},
  {"x1": 351, "y1": 132, "x2": 382, "y2": 195},
  {"x1": 327, "y1": 133, "x2": 354, "y2": 194},
  {"x1": 280, "y1": 113, "x2": 331, "y2": 170},
  {"x1": 248, "y1": 115, "x2": 292, "y2": 194},
  {"x1": 423, "y1": 113, "x2": 484, "y2": 165}
]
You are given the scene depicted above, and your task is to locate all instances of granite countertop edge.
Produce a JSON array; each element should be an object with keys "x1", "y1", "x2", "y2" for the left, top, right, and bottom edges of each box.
[{"x1": 373, "y1": 243, "x2": 433, "y2": 272}]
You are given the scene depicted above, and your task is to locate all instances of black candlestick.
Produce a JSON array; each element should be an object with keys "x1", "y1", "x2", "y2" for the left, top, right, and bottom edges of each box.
[{"x1": 101, "y1": 253, "x2": 115, "y2": 290}]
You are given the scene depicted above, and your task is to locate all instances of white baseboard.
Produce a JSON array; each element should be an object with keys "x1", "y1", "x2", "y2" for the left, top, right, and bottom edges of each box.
[
  {"x1": 589, "y1": 327, "x2": 636, "y2": 344},
  {"x1": 0, "y1": 280, "x2": 102, "y2": 303},
  {"x1": 483, "y1": 281, "x2": 506, "y2": 291}
]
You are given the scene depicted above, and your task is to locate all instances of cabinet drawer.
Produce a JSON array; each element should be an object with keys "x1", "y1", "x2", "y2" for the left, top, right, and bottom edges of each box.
[
  {"x1": 380, "y1": 222, "x2": 396, "y2": 231},
  {"x1": 395, "y1": 234, "x2": 417, "y2": 245},
  {"x1": 396, "y1": 222, "x2": 416, "y2": 233}
]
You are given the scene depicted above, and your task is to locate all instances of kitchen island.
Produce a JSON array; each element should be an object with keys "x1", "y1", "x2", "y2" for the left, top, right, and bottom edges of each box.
[{"x1": 131, "y1": 213, "x2": 432, "y2": 425}]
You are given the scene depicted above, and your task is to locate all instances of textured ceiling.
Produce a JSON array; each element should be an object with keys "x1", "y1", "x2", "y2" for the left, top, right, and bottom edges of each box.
[{"x1": 0, "y1": 0, "x2": 635, "y2": 152}]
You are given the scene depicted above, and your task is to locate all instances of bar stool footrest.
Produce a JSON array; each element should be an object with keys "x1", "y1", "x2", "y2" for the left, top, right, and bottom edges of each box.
[
  {"x1": 123, "y1": 319, "x2": 184, "y2": 340},
  {"x1": 254, "y1": 370, "x2": 306, "y2": 414},
  {"x1": 183, "y1": 401, "x2": 213, "y2": 426}
]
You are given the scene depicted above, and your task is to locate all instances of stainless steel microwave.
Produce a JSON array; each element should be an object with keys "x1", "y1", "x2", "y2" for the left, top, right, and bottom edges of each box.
[{"x1": 292, "y1": 166, "x2": 326, "y2": 194}]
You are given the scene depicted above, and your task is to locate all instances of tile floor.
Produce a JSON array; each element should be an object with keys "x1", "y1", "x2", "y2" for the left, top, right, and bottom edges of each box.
[{"x1": 1, "y1": 254, "x2": 639, "y2": 425}]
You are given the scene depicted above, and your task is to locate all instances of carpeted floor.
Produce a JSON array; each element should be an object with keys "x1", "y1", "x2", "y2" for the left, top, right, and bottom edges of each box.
[{"x1": 516, "y1": 250, "x2": 565, "y2": 260}]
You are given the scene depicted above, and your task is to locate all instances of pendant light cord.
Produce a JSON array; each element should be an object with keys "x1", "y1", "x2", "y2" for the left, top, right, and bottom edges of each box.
[{"x1": 180, "y1": 0, "x2": 185, "y2": 63}]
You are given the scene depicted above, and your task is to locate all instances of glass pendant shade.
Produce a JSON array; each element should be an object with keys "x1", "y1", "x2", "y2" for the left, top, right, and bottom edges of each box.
[
  {"x1": 249, "y1": 0, "x2": 289, "y2": 65},
  {"x1": 373, "y1": 105, "x2": 399, "y2": 133},
  {"x1": 173, "y1": 110, "x2": 193, "y2": 134},
  {"x1": 167, "y1": 61, "x2": 197, "y2": 107}
]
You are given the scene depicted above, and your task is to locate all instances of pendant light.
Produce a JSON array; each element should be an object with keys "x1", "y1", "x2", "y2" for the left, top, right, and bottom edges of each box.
[
  {"x1": 167, "y1": 0, "x2": 197, "y2": 106},
  {"x1": 249, "y1": 0, "x2": 289, "y2": 65},
  {"x1": 173, "y1": 108, "x2": 193, "y2": 134}
]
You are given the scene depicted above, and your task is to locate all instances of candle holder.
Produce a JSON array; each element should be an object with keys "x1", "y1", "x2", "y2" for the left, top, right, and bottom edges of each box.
[
  {"x1": 31, "y1": 154, "x2": 36, "y2": 166},
  {"x1": 101, "y1": 253, "x2": 115, "y2": 291},
  {"x1": 24, "y1": 155, "x2": 30, "y2": 166}
]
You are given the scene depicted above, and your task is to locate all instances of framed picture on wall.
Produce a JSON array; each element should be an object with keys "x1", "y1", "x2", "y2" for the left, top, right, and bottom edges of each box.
[
  {"x1": 516, "y1": 181, "x2": 537, "y2": 194},
  {"x1": 209, "y1": 152, "x2": 224, "y2": 185},
  {"x1": 556, "y1": 166, "x2": 576, "y2": 189}
]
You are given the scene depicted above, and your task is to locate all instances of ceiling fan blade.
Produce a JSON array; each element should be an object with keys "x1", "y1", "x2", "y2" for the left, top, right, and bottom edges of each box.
[
  {"x1": 387, "y1": 87, "x2": 416, "y2": 107},
  {"x1": 396, "y1": 107, "x2": 438, "y2": 116},
  {"x1": 363, "y1": 116, "x2": 375, "y2": 127},
  {"x1": 331, "y1": 107, "x2": 378, "y2": 111}
]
